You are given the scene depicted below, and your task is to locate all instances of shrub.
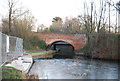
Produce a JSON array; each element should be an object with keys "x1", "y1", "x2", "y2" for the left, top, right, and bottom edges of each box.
[
  {"x1": 83, "y1": 34, "x2": 119, "y2": 60},
  {"x1": 83, "y1": 42, "x2": 92, "y2": 56},
  {"x1": 23, "y1": 40, "x2": 35, "y2": 50},
  {"x1": 37, "y1": 40, "x2": 46, "y2": 49},
  {"x1": 23, "y1": 36, "x2": 46, "y2": 50}
]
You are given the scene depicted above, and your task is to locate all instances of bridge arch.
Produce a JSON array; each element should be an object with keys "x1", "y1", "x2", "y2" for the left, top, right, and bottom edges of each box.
[
  {"x1": 46, "y1": 40, "x2": 74, "y2": 50},
  {"x1": 46, "y1": 39, "x2": 75, "y2": 50}
]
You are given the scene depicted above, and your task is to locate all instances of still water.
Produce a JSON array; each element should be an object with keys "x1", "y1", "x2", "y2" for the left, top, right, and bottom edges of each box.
[{"x1": 29, "y1": 58, "x2": 118, "y2": 79}]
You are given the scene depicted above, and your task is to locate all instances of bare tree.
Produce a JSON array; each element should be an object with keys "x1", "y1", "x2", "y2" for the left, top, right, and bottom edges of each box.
[
  {"x1": 108, "y1": 0, "x2": 111, "y2": 33},
  {"x1": 63, "y1": 17, "x2": 81, "y2": 33},
  {"x1": 97, "y1": 0, "x2": 104, "y2": 33},
  {"x1": 2, "y1": 10, "x2": 36, "y2": 39},
  {"x1": 50, "y1": 17, "x2": 63, "y2": 32},
  {"x1": 90, "y1": 2, "x2": 94, "y2": 33},
  {"x1": 4, "y1": 0, "x2": 28, "y2": 35},
  {"x1": 115, "y1": 7, "x2": 118, "y2": 33},
  {"x1": 78, "y1": 2, "x2": 96, "y2": 34},
  {"x1": 106, "y1": 0, "x2": 120, "y2": 33},
  {"x1": 37, "y1": 24, "x2": 47, "y2": 32},
  {"x1": 100, "y1": 1, "x2": 108, "y2": 33}
]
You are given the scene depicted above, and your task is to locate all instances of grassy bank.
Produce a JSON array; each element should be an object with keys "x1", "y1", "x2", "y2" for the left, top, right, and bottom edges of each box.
[
  {"x1": 26, "y1": 50, "x2": 56, "y2": 58},
  {"x1": 26, "y1": 51, "x2": 47, "y2": 54},
  {"x1": 2, "y1": 66, "x2": 39, "y2": 79},
  {"x1": 2, "y1": 66, "x2": 25, "y2": 79}
]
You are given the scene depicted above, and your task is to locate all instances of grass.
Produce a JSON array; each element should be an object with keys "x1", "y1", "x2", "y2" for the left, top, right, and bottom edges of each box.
[
  {"x1": 28, "y1": 50, "x2": 56, "y2": 58},
  {"x1": 2, "y1": 66, "x2": 25, "y2": 79},
  {"x1": 26, "y1": 51, "x2": 47, "y2": 54}
]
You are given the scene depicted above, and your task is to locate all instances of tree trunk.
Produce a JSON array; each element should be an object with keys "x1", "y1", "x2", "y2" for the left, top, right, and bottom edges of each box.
[
  {"x1": 108, "y1": 1, "x2": 111, "y2": 33},
  {"x1": 9, "y1": 7, "x2": 12, "y2": 35}
]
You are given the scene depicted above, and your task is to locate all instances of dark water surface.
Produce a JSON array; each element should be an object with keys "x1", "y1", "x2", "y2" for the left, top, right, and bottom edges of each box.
[{"x1": 29, "y1": 57, "x2": 118, "y2": 79}]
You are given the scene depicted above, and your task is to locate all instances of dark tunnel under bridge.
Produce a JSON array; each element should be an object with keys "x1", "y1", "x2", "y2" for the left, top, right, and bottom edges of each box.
[{"x1": 46, "y1": 41, "x2": 75, "y2": 58}]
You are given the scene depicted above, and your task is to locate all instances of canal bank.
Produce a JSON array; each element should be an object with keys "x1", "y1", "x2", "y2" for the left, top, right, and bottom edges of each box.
[
  {"x1": 27, "y1": 50, "x2": 56, "y2": 59},
  {"x1": 4, "y1": 53, "x2": 33, "y2": 74},
  {"x1": 1, "y1": 53, "x2": 38, "y2": 79}
]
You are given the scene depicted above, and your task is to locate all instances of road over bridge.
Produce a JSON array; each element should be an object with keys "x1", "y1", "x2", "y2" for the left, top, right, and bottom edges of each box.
[{"x1": 34, "y1": 33, "x2": 87, "y2": 50}]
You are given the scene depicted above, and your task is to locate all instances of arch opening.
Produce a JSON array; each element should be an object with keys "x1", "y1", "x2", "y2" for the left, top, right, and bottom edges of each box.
[{"x1": 46, "y1": 41, "x2": 75, "y2": 59}]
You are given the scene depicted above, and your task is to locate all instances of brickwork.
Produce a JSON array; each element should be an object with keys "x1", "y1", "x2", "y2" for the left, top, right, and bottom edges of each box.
[{"x1": 35, "y1": 33, "x2": 87, "y2": 50}]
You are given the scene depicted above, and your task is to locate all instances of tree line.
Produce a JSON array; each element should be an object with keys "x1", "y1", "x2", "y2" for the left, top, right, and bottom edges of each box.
[{"x1": 38, "y1": 0, "x2": 120, "y2": 34}]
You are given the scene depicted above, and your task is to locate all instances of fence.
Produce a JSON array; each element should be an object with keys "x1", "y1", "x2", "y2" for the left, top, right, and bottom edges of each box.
[{"x1": 0, "y1": 32, "x2": 23, "y2": 65}]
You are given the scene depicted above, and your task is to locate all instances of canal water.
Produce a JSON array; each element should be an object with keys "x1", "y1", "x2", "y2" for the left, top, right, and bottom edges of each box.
[{"x1": 29, "y1": 57, "x2": 118, "y2": 79}]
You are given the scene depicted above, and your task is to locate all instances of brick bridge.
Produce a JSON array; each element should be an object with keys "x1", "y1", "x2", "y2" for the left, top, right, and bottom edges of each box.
[{"x1": 35, "y1": 33, "x2": 87, "y2": 50}]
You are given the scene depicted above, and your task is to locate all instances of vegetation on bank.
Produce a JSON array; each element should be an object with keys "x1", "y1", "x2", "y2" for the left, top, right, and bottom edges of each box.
[
  {"x1": 26, "y1": 51, "x2": 47, "y2": 54},
  {"x1": 83, "y1": 34, "x2": 119, "y2": 60},
  {"x1": 2, "y1": 66, "x2": 24, "y2": 79},
  {"x1": 26, "y1": 50, "x2": 56, "y2": 58},
  {"x1": 2, "y1": 66, "x2": 39, "y2": 79},
  {"x1": 23, "y1": 36, "x2": 46, "y2": 50},
  {"x1": 26, "y1": 50, "x2": 56, "y2": 54}
]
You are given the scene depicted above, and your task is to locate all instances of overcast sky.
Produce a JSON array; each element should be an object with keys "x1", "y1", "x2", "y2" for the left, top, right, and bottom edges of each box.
[
  {"x1": 0, "y1": 0, "x2": 119, "y2": 28},
  {"x1": 21, "y1": 0, "x2": 87, "y2": 26}
]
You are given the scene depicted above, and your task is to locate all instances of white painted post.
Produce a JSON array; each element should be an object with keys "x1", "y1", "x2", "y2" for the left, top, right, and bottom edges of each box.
[
  {"x1": 0, "y1": 24, "x2": 2, "y2": 80},
  {"x1": 6, "y1": 36, "x2": 9, "y2": 53},
  {"x1": 0, "y1": 32, "x2": 2, "y2": 80},
  {"x1": 118, "y1": 12, "x2": 120, "y2": 33}
]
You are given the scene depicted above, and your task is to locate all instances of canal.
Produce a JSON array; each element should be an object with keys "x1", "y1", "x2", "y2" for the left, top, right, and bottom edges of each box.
[
  {"x1": 29, "y1": 42, "x2": 118, "y2": 79},
  {"x1": 29, "y1": 57, "x2": 118, "y2": 79}
]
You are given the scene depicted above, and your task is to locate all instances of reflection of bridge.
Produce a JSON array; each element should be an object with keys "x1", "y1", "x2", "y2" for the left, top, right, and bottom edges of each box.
[{"x1": 35, "y1": 33, "x2": 87, "y2": 50}]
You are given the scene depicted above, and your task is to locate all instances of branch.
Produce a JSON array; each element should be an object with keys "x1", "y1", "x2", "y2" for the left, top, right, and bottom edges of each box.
[{"x1": 107, "y1": 1, "x2": 120, "y2": 11}]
